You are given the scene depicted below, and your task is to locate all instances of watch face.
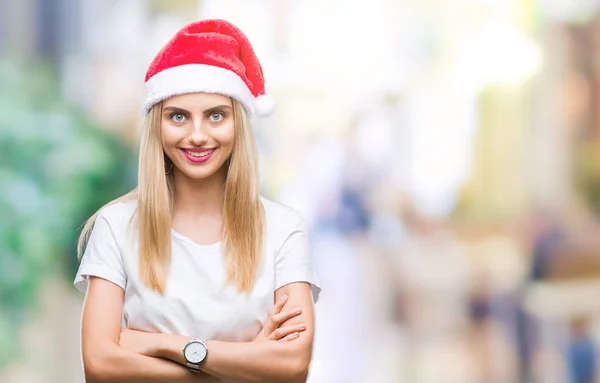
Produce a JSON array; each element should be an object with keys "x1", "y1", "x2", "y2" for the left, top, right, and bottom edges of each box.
[{"x1": 185, "y1": 341, "x2": 207, "y2": 364}]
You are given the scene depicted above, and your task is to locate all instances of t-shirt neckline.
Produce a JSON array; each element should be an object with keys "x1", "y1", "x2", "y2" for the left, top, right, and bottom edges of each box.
[{"x1": 170, "y1": 228, "x2": 222, "y2": 250}]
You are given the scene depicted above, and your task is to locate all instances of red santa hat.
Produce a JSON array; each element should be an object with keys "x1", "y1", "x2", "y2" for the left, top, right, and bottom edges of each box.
[{"x1": 143, "y1": 19, "x2": 275, "y2": 117}]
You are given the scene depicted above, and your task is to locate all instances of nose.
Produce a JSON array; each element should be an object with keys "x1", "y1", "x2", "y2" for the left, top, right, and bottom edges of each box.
[{"x1": 187, "y1": 118, "x2": 208, "y2": 146}]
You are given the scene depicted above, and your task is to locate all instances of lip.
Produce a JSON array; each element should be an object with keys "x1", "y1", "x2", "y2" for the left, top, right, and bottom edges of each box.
[{"x1": 179, "y1": 147, "x2": 217, "y2": 163}]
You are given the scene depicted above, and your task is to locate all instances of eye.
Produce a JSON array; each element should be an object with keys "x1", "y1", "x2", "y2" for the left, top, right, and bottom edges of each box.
[
  {"x1": 209, "y1": 112, "x2": 224, "y2": 122},
  {"x1": 170, "y1": 113, "x2": 187, "y2": 123}
]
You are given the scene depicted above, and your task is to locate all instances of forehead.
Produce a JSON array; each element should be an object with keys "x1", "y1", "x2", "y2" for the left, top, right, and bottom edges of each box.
[{"x1": 162, "y1": 93, "x2": 232, "y2": 111}]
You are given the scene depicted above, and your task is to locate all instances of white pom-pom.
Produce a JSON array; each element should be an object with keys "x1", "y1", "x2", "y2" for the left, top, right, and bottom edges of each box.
[{"x1": 254, "y1": 94, "x2": 276, "y2": 117}]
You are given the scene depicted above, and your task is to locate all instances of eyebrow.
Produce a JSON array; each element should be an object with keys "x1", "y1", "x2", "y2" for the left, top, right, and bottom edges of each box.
[{"x1": 162, "y1": 105, "x2": 232, "y2": 114}]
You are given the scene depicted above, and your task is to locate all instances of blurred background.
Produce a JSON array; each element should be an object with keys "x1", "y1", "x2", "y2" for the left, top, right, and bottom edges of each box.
[{"x1": 3, "y1": 0, "x2": 600, "y2": 382}]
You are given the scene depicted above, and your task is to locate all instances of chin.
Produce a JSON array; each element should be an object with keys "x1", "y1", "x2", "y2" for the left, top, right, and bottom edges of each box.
[
  {"x1": 182, "y1": 170, "x2": 218, "y2": 180},
  {"x1": 176, "y1": 164, "x2": 225, "y2": 181}
]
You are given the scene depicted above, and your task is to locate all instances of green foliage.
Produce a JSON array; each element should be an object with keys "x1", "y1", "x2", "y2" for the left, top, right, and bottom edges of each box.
[{"x1": 0, "y1": 59, "x2": 137, "y2": 367}]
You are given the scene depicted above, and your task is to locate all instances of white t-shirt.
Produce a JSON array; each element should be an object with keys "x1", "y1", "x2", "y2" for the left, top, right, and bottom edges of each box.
[{"x1": 74, "y1": 197, "x2": 321, "y2": 342}]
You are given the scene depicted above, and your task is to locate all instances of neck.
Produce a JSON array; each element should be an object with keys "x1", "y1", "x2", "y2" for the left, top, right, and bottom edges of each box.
[{"x1": 171, "y1": 167, "x2": 227, "y2": 218}]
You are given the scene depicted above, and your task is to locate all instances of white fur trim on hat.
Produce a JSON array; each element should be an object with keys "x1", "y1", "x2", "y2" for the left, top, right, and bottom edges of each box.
[{"x1": 143, "y1": 64, "x2": 256, "y2": 116}]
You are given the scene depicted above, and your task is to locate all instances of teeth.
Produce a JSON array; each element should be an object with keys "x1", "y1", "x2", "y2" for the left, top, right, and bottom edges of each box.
[{"x1": 185, "y1": 149, "x2": 213, "y2": 157}]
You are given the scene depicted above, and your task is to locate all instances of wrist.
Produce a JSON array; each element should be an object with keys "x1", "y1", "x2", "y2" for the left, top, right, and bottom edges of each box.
[{"x1": 156, "y1": 334, "x2": 192, "y2": 364}]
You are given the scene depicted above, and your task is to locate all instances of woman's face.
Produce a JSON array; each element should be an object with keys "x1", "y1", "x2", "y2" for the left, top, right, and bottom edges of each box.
[{"x1": 161, "y1": 93, "x2": 235, "y2": 181}]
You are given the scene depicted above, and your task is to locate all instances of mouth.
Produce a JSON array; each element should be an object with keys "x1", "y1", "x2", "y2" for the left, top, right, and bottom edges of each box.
[
  {"x1": 182, "y1": 148, "x2": 216, "y2": 157},
  {"x1": 179, "y1": 147, "x2": 218, "y2": 163}
]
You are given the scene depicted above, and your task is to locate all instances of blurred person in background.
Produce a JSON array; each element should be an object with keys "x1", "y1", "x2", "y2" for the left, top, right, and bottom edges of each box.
[
  {"x1": 73, "y1": 19, "x2": 321, "y2": 383},
  {"x1": 521, "y1": 211, "x2": 600, "y2": 383}
]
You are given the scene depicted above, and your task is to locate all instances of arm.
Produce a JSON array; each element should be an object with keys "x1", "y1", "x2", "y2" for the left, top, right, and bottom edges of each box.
[
  {"x1": 197, "y1": 282, "x2": 315, "y2": 383},
  {"x1": 120, "y1": 292, "x2": 307, "y2": 362},
  {"x1": 81, "y1": 276, "x2": 220, "y2": 383}
]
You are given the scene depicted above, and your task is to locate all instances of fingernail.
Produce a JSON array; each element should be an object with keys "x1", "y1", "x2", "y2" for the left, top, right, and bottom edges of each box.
[
  {"x1": 292, "y1": 332, "x2": 299, "y2": 337},
  {"x1": 294, "y1": 308, "x2": 302, "y2": 314},
  {"x1": 299, "y1": 324, "x2": 306, "y2": 330},
  {"x1": 280, "y1": 295, "x2": 288, "y2": 302}
]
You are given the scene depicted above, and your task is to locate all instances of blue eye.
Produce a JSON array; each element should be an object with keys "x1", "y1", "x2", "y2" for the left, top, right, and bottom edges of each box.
[
  {"x1": 210, "y1": 113, "x2": 224, "y2": 122},
  {"x1": 171, "y1": 113, "x2": 186, "y2": 123}
]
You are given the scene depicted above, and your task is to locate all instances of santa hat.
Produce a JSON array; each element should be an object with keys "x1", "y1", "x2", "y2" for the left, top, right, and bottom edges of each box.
[{"x1": 143, "y1": 19, "x2": 275, "y2": 117}]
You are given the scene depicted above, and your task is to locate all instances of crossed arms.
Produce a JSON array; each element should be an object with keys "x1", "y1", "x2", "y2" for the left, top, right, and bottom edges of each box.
[{"x1": 81, "y1": 277, "x2": 315, "y2": 383}]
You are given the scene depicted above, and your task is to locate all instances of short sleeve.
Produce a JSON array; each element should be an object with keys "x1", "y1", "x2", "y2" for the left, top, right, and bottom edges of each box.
[
  {"x1": 274, "y1": 210, "x2": 321, "y2": 303},
  {"x1": 74, "y1": 213, "x2": 127, "y2": 294}
]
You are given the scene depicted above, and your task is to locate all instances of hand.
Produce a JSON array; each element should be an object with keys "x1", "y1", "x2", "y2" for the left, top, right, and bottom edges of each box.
[
  {"x1": 254, "y1": 295, "x2": 306, "y2": 342},
  {"x1": 119, "y1": 328, "x2": 161, "y2": 357}
]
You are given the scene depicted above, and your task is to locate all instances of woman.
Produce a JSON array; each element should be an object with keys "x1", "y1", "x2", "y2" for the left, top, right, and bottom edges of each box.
[{"x1": 74, "y1": 19, "x2": 321, "y2": 383}]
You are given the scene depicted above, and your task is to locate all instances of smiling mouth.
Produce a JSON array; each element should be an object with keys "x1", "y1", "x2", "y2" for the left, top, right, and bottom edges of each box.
[{"x1": 181, "y1": 148, "x2": 216, "y2": 158}]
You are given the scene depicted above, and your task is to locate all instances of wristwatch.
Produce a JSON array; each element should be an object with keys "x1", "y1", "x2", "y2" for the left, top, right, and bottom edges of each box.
[{"x1": 183, "y1": 339, "x2": 208, "y2": 373}]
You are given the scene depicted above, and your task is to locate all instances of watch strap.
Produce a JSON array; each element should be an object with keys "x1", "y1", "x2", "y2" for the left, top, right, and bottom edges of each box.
[{"x1": 186, "y1": 362, "x2": 202, "y2": 373}]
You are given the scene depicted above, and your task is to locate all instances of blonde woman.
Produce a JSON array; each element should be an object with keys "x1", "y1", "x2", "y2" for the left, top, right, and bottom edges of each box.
[{"x1": 74, "y1": 19, "x2": 321, "y2": 383}]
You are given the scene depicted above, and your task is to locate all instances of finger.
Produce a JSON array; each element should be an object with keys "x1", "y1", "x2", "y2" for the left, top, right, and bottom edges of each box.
[
  {"x1": 278, "y1": 332, "x2": 300, "y2": 342},
  {"x1": 268, "y1": 295, "x2": 288, "y2": 317},
  {"x1": 270, "y1": 307, "x2": 302, "y2": 326},
  {"x1": 263, "y1": 295, "x2": 290, "y2": 334},
  {"x1": 269, "y1": 324, "x2": 307, "y2": 340}
]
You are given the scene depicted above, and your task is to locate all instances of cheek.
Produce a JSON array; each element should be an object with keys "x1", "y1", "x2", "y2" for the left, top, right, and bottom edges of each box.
[
  {"x1": 217, "y1": 123, "x2": 235, "y2": 148},
  {"x1": 161, "y1": 125, "x2": 180, "y2": 148}
]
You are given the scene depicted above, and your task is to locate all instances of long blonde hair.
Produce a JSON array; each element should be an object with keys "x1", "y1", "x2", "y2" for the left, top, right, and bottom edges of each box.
[{"x1": 77, "y1": 99, "x2": 265, "y2": 294}]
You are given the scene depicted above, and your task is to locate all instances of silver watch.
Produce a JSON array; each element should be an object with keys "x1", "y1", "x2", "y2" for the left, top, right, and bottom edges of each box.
[{"x1": 183, "y1": 339, "x2": 208, "y2": 372}]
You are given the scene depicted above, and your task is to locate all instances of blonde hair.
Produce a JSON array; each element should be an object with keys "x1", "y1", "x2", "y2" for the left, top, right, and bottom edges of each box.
[{"x1": 77, "y1": 98, "x2": 264, "y2": 294}]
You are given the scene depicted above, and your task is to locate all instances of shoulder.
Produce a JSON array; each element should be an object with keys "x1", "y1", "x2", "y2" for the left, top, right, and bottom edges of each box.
[
  {"x1": 261, "y1": 196, "x2": 306, "y2": 229},
  {"x1": 96, "y1": 199, "x2": 137, "y2": 230},
  {"x1": 260, "y1": 196, "x2": 309, "y2": 248}
]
